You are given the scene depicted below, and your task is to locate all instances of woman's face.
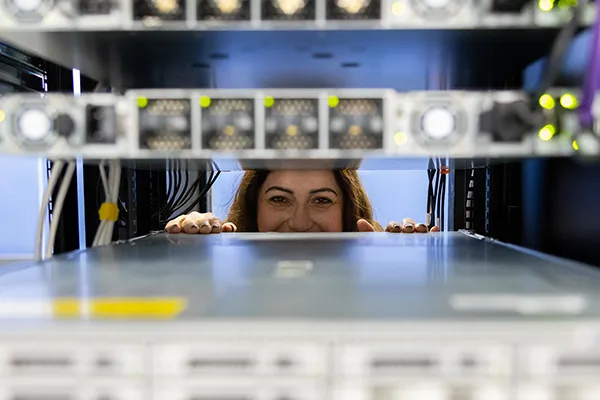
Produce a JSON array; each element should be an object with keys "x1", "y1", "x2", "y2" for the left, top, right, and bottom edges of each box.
[{"x1": 257, "y1": 170, "x2": 344, "y2": 232}]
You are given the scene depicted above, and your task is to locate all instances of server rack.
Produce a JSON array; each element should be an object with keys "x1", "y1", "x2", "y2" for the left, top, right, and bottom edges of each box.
[{"x1": 1, "y1": 1, "x2": 600, "y2": 399}]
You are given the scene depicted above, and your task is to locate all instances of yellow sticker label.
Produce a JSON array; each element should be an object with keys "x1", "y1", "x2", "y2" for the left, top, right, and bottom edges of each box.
[{"x1": 52, "y1": 297, "x2": 187, "y2": 319}]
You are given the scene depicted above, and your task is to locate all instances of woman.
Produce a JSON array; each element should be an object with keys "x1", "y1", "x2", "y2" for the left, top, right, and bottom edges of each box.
[{"x1": 166, "y1": 169, "x2": 437, "y2": 234}]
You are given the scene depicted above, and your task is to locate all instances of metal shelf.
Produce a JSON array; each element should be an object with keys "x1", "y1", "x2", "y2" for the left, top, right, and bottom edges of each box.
[{"x1": 0, "y1": 28, "x2": 561, "y2": 89}]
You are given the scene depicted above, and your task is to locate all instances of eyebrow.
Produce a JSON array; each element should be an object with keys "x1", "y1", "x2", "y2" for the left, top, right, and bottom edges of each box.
[{"x1": 264, "y1": 186, "x2": 338, "y2": 196}]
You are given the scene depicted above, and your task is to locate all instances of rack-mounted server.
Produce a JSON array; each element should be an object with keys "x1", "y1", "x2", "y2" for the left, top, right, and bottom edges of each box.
[
  {"x1": 0, "y1": 0, "x2": 594, "y2": 29},
  {"x1": 0, "y1": 88, "x2": 596, "y2": 159},
  {"x1": 1, "y1": 232, "x2": 600, "y2": 399}
]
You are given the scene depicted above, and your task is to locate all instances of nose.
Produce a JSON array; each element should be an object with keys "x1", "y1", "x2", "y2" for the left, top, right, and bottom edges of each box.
[{"x1": 287, "y1": 204, "x2": 313, "y2": 232}]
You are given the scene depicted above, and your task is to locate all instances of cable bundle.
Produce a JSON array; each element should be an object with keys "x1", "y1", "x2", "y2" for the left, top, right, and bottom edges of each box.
[
  {"x1": 158, "y1": 160, "x2": 221, "y2": 224},
  {"x1": 35, "y1": 160, "x2": 76, "y2": 260},
  {"x1": 532, "y1": 0, "x2": 585, "y2": 105},
  {"x1": 92, "y1": 160, "x2": 122, "y2": 247},
  {"x1": 426, "y1": 158, "x2": 448, "y2": 232}
]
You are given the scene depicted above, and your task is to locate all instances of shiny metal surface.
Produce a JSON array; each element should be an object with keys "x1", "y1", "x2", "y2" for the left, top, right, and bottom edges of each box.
[
  {"x1": 0, "y1": 29, "x2": 556, "y2": 89},
  {"x1": 2, "y1": 231, "x2": 600, "y2": 322}
]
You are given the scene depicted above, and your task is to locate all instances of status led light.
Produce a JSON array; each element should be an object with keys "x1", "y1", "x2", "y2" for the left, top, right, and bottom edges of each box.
[
  {"x1": 264, "y1": 97, "x2": 275, "y2": 108},
  {"x1": 328, "y1": 96, "x2": 340, "y2": 108},
  {"x1": 391, "y1": 1, "x2": 403, "y2": 15},
  {"x1": 394, "y1": 131, "x2": 407, "y2": 145},
  {"x1": 572, "y1": 140, "x2": 579, "y2": 151},
  {"x1": 538, "y1": 0, "x2": 554, "y2": 11},
  {"x1": 560, "y1": 93, "x2": 578, "y2": 110},
  {"x1": 200, "y1": 96, "x2": 212, "y2": 108},
  {"x1": 137, "y1": 97, "x2": 149, "y2": 108},
  {"x1": 0, "y1": 110, "x2": 5, "y2": 123},
  {"x1": 538, "y1": 124, "x2": 556, "y2": 141},
  {"x1": 560, "y1": 0, "x2": 577, "y2": 7},
  {"x1": 539, "y1": 94, "x2": 555, "y2": 110}
]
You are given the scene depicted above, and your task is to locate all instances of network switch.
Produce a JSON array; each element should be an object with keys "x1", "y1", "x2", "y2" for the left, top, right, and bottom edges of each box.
[
  {"x1": 0, "y1": 88, "x2": 595, "y2": 159},
  {"x1": 0, "y1": 232, "x2": 599, "y2": 398},
  {"x1": 0, "y1": 0, "x2": 593, "y2": 29},
  {"x1": 0, "y1": 93, "x2": 131, "y2": 158}
]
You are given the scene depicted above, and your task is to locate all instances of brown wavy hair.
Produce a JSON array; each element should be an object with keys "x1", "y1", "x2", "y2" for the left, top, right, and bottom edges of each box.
[{"x1": 226, "y1": 170, "x2": 383, "y2": 232}]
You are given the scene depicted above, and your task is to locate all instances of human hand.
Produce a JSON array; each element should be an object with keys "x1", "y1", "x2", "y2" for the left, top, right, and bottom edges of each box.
[
  {"x1": 357, "y1": 218, "x2": 439, "y2": 233},
  {"x1": 165, "y1": 212, "x2": 238, "y2": 234}
]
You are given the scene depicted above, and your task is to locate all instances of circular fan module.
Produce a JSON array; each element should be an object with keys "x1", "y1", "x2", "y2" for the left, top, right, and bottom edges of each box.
[
  {"x1": 201, "y1": 98, "x2": 255, "y2": 150},
  {"x1": 414, "y1": 103, "x2": 465, "y2": 147},
  {"x1": 329, "y1": 98, "x2": 384, "y2": 150},
  {"x1": 199, "y1": 0, "x2": 248, "y2": 20},
  {"x1": 4, "y1": 0, "x2": 55, "y2": 21},
  {"x1": 421, "y1": 107, "x2": 456, "y2": 140},
  {"x1": 334, "y1": 0, "x2": 371, "y2": 14},
  {"x1": 265, "y1": 98, "x2": 319, "y2": 150},
  {"x1": 410, "y1": 0, "x2": 466, "y2": 19},
  {"x1": 272, "y1": 0, "x2": 307, "y2": 14},
  {"x1": 134, "y1": 0, "x2": 185, "y2": 20},
  {"x1": 209, "y1": 0, "x2": 242, "y2": 14},
  {"x1": 12, "y1": 106, "x2": 58, "y2": 148}
]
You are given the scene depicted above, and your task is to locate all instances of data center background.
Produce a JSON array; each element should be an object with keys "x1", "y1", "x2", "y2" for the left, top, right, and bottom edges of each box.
[{"x1": 1, "y1": 1, "x2": 600, "y2": 267}]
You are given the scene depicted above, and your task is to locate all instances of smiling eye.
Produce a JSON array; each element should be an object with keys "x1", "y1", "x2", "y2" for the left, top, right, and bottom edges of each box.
[
  {"x1": 269, "y1": 196, "x2": 288, "y2": 203},
  {"x1": 314, "y1": 197, "x2": 333, "y2": 204}
]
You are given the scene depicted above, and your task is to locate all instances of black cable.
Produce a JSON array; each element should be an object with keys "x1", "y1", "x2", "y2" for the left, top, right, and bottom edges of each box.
[
  {"x1": 160, "y1": 159, "x2": 189, "y2": 218},
  {"x1": 169, "y1": 172, "x2": 205, "y2": 214},
  {"x1": 173, "y1": 169, "x2": 216, "y2": 217},
  {"x1": 435, "y1": 159, "x2": 443, "y2": 228},
  {"x1": 440, "y1": 174, "x2": 447, "y2": 231},
  {"x1": 432, "y1": 158, "x2": 441, "y2": 228},
  {"x1": 533, "y1": 1, "x2": 584, "y2": 102},
  {"x1": 179, "y1": 170, "x2": 221, "y2": 216},
  {"x1": 426, "y1": 158, "x2": 435, "y2": 228},
  {"x1": 155, "y1": 160, "x2": 176, "y2": 218},
  {"x1": 169, "y1": 159, "x2": 182, "y2": 211}
]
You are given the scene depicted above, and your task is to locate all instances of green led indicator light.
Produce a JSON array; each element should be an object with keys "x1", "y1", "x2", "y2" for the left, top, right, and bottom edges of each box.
[
  {"x1": 560, "y1": 0, "x2": 577, "y2": 7},
  {"x1": 560, "y1": 93, "x2": 578, "y2": 110},
  {"x1": 328, "y1": 96, "x2": 340, "y2": 108},
  {"x1": 538, "y1": 124, "x2": 556, "y2": 141},
  {"x1": 572, "y1": 140, "x2": 579, "y2": 151},
  {"x1": 200, "y1": 96, "x2": 211, "y2": 108},
  {"x1": 264, "y1": 97, "x2": 275, "y2": 108},
  {"x1": 538, "y1": 0, "x2": 554, "y2": 11},
  {"x1": 539, "y1": 94, "x2": 555, "y2": 110},
  {"x1": 137, "y1": 97, "x2": 148, "y2": 108}
]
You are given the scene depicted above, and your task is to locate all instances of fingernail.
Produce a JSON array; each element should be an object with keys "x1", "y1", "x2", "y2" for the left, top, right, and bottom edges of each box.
[
  {"x1": 405, "y1": 223, "x2": 414, "y2": 229},
  {"x1": 393, "y1": 224, "x2": 400, "y2": 229},
  {"x1": 190, "y1": 224, "x2": 198, "y2": 230},
  {"x1": 212, "y1": 223, "x2": 221, "y2": 229}
]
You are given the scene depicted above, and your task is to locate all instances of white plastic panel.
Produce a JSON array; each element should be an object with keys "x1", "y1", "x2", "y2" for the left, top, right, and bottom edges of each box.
[
  {"x1": 153, "y1": 341, "x2": 329, "y2": 377},
  {"x1": 334, "y1": 381, "x2": 509, "y2": 400},
  {"x1": 0, "y1": 343, "x2": 146, "y2": 377},
  {"x1": 153, "y1": 378, "x2": 327, "y2": 400},
  {"x1": 518, "y1": 345, "x2": 600, "y2": 377},
  {"x1": 334, "y1": 342, "x2": 512, "y2": 377},
  {"x1": 0, "y1": 379, "x2": 146, "y2": 400}
]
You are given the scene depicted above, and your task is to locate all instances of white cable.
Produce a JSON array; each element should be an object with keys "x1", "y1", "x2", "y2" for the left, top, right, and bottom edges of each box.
[
  {"x1": 103, "y1": 161, "x2": 121, "y2": 245},
  {"x1": 92, "y1": 220, "x2": 106, "y2": 247},
  {"x1": 99, "y1": 161, "x2": 110, "y2": 197},
  {"x1": 101, "y1": 161, "x2": 116, "y2": 246},
  {"x1": 46, "y1": 162, "x2": 75, "y2": 259},
  {"x1": 35, "y1": 160, "x2": 65, "y2": 261},
  {"x1": 93, "y1": 161, "x2": 113, "y2": 247}
]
